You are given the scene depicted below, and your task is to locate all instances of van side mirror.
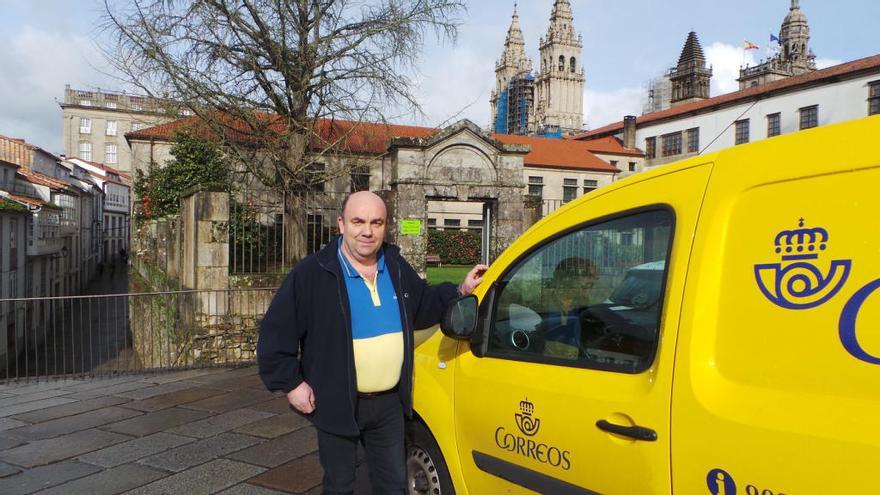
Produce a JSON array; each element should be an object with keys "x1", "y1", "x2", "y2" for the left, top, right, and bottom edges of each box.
[{"x1": 441, "y1": 295, "x2": 478, "y2": 340}]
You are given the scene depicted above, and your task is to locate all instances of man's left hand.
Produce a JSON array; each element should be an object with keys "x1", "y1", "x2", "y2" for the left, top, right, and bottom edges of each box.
[{"x1": 459, "y1": 264, "x2": 489, "y2": 295}]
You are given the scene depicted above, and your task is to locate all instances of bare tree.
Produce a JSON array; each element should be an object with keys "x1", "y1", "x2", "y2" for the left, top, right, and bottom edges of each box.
[{"x1": 102, "y1": 0, "x2": 464, "y2": 259}]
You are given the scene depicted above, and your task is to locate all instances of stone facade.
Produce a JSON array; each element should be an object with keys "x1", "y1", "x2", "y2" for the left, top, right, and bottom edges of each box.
[
  {"x1": 534, "y1": 0, "x2": 585, "y2": 133},
  {"x1": 738, "y1": 0, "x2": 817, "y2": 89},
  {"x1": 491, "y1": 0, "x2": 585, "y2": 135},
  {"x1": 386, "y1": 120, "x2": 528, "y2": 273},
  {"x1": 60, "y1": 86, "x2": 174, "y2": 175}
]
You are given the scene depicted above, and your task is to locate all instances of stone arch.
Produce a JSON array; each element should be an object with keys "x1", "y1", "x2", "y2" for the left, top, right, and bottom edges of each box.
[{"x1": 425, "y1": 143, "x2": 497, "y2": 184}]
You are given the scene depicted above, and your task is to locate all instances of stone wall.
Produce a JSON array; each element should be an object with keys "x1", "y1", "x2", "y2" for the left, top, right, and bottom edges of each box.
[{"x1": 130, "y1": 187, "x2": 273, "y2": 368}]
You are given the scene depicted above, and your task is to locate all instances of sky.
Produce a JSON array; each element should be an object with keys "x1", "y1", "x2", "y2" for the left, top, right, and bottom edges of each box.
[{"x1": 1, "y1": 0, "x2": 879, "y2": 154}]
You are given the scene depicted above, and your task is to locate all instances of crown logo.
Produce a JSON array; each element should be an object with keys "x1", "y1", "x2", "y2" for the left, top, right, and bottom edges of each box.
[
  {"x1": 774, "y1": 218, "x2": 829, "y2": 260},
  {"x1": 514, "y1": 398, "x2": 540, "y2": 437},
  {"x1": 755, "y1": 218, "x2": 851, "y2": 310}
]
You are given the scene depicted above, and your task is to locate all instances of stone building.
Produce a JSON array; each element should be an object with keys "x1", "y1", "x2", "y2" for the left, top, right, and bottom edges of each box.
[
  {"x1": 574, "y1": 55, "x2": 880, "y2": 168},
  {"x1": 59, "y1": 85, "x2": 176, "y2": 175},
  {"x1": 669, "y1": 32, "x2": 713, "y2": 107},
  {"x1": 738, "y1": 0, "x2": 817, "y2": 89},
  {"x1": 126, "y1": 114, "x2": 645, "y2": 267},
  {"x1": 491, "y1": 0, "x2": 585, "y2": 136}
]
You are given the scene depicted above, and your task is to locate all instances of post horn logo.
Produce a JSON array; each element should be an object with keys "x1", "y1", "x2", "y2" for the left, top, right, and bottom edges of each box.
[
  {"x1": 514, "y1": 398, "x2": 541, "y2": 437},
  {"x1": 754, "y1": 219, "x2": 851, "y2": 309}
]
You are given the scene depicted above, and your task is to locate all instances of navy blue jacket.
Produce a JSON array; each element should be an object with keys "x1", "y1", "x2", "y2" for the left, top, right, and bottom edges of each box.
[{"x1": 257, "y1": 238, "x2": 459, "y2": 436}]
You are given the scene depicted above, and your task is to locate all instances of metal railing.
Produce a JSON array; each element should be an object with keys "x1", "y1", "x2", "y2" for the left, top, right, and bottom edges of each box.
[
  {"x1": 229, "y1": 189, "x2": 345, "y2": 275},
  {"x1": 0, "y1": 288, "x2": 276, "y2": 383}
]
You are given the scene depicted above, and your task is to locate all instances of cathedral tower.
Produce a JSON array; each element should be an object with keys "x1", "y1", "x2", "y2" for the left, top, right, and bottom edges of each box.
[
  {"x1": 491, "y1": 4, "x2": 535, "y2": 135},
  {"x1": 778, "y1": 0, "x2": 816, "y2": 74},
  {"x1": 738, "y1": 0, "x2": 816, "y2": 89},
  {"x1": 534, "y1": 0, "x2": 585, "y2": 133},
  {"x1": 669, "y1": 32, "x2": 712, "y2": 107}
]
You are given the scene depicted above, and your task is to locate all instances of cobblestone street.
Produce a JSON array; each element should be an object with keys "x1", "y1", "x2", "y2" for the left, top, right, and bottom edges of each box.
[{"x1": 0, "y1": 365, "x2": 371, "y2": 494}]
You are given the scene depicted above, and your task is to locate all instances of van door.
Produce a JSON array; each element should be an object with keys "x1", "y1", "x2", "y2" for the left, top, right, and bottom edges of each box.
[
  {"x1": 672, "y1": 119, "x2": 880, "y2": 494},
  {"x1": 453, "y1": 164, "x2": 712, "y2": 495}
]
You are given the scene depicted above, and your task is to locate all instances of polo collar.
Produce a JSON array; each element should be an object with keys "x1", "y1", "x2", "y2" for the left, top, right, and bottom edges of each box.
[{"x1": 337, "y1": 237, "x2": 385, "y2": 279}]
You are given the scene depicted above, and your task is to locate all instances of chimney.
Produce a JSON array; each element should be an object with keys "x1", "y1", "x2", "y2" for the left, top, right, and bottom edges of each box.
[{"x1": 623, "y1": 115, "x2": 637, "y2": 149}]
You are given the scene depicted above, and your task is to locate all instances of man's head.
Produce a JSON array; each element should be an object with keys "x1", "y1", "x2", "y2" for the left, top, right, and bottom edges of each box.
[{"x1": 337, "y1": 191, "x2": 387, "y2": 264}]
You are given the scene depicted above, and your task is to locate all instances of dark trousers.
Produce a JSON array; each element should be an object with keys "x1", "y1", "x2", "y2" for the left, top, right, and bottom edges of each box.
[{"x1": 317, "y1": 392, "x2": 406, "y2": 495}]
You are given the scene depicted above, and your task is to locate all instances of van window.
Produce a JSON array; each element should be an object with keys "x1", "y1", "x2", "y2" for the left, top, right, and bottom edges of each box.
[{"x1": 487, "y1": 209, "x2": 673, "y2": 373}]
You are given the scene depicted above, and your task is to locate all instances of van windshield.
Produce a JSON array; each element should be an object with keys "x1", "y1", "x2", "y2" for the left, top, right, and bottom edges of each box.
[{"x1": 609, "y1": 268, "x2": 663, "y2": 308}]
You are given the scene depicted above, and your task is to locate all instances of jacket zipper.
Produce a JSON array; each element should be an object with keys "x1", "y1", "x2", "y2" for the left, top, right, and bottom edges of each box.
[
  {"x1": 318, "y1": 257, "x2": 357, "y2": 419},
  {"x1": 395, "y1": 262, "x2": 414, "y2": 403}
]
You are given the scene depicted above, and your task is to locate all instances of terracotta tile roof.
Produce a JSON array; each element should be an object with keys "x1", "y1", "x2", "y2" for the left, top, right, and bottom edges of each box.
[
  {"x1": 126, "y1": 115, "x2": 438, "y2": 156},
  {"x1": 577, "y1": 136, "x2": 644, "y2": 157},
  {"x1": 86, "y1": 170, "x2": 129, "y2": 188},
  {"x1": 68, "y1": 157, "x2": 132, "y2": 184},
  {"x1": 492, "y1": 134, "x2": 619, "y2": 172},
  {"x1": 127, "y1": 115, "x2": 620, "y2": 171},
  {"x1": 17, "y1": 169, "x2": 77, "y2": 193},
  {"x1": 5, "y1": 193, "x2": 61, "y2": 209},
  {"x1": 573, "y1": 53, "x2": 880, "y2": 140}
]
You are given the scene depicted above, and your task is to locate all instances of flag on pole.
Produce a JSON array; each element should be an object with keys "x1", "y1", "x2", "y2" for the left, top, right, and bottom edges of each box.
[
  {"x1": 770, "y1": 33, "x2": 781, "y2": 44},
  {"x1": 744, "y1": 40, "x2": 760, "y2": 50}
]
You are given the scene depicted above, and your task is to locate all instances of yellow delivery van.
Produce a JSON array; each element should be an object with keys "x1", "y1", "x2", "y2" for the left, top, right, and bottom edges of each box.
[{"x1": 405, "y1": 115, "x2": 880, "y2": 495}]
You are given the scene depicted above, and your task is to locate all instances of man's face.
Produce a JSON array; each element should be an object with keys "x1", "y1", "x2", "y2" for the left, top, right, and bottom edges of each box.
[{"x1": 337, "y1": 192, "x2": 387, "y2": 263}]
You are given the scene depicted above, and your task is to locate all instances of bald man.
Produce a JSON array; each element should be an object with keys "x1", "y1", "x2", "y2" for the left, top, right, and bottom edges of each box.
[{"x1": 258, "y1": 191, "x2": 486, "y2": 494}]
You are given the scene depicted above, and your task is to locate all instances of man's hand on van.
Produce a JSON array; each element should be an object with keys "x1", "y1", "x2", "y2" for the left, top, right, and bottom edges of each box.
[
  {"x1": 287, "y1": 381, "x2": 315, "y2": 414},
  {"x1": 459, "y1": 264, "x2": 489, "y2": 295}
]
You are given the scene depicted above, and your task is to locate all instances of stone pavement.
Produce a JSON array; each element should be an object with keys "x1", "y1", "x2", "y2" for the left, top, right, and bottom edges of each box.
[{"x1": 0, "y1": 366, "x2": 372, "y2": 495}]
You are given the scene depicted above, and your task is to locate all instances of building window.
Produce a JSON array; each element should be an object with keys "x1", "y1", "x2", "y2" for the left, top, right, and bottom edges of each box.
[
  {"x1": 799, "y1": 105, "x2": 818, "y2": 130},
  {"x1": 9, "y1": 218, "x2": 17, "y2": 270},
  {"x1": 106, "y1": 121, "x2": 117, "y2": 136},
  {"x1": 628, "y1": 162, "x2": 637, "y2": 172},
  {"x1": 444, "y1": 219, "x2": 461, "y2": 228},
  {"x1": 79, "y1": 142, "x2": 92, "y2": 161},
  {"x1": 528, "y1": 176, "x2": 544, "y2": 199},
  {"x1": 79, "y1": 118, "x2": 91, "y2": 134},
  {"x1": 583, "y1": 179, "x2": 598, "y2": 194},
  {"x1": 349, "y1": 165, "x2": 370, "y2": 192},
  {"x1": 735, "y1": 119, "x2": 750, "y2": 145},
  {"x1": 105, "y1": 144, "x2": 118, "y2": 164},
  {"x1": 302, "y1": 162, "x2": 325, "y2": 192},
  {"x1": 106, "y1": 101, "x2": 117, "y2": 109},
  {"x1": 686, "y1": 127, "x2": 699, "y2": 153},
  {"x1": 558, "y1": 55, "x2": 565, "y2": 72},
  {"x1": 645, "y1": 137, "x2": 656, "y2": 159},
  {"x1": 661, "y1": 132, "x2": 682, "y2": 157},
  {"x1": 767, "y1": 113, "x2": 781, "y2": 137},
  {"x1": 427, "y1": 218, "x2": 437, "y2": 227},
  {"x1": 468, "y1": 219, "x2": 484, "y2": 229},
  {"x1": 130, "y1": 97, "x2": 144, "y2": 111},
  {"x1": 79, "y1": 99, "x2": 91, "y2": 106},
  {"x1": 609, "y1": 160, "x2": 618, "y2": 168},
  {"x1": 869, "y1": 81, "x2": 880, "y2": 116},
  {"x1": 569, "y1": 57, "x2": 576, "y2": 73},
  {"x1": 563, "y1": 178, "x2": 578, "y2": 203}
]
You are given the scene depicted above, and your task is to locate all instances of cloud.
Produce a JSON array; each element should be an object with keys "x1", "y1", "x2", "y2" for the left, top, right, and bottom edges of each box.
[
  {"x1": 705, "y1": 42, "x2": 759, "y2": 95},
  {"x1": 816, "y1": 58, "x2": 843, "y2": 69},
  {"x1": 583, "y1": 87, "x2": 645, "y2": 130},
  {"x1": 415, "y1": 45, "x2": 495, "y2": 129},
  {"x1": 0, "y1": 26, "x2": 115, "y2": 153}
]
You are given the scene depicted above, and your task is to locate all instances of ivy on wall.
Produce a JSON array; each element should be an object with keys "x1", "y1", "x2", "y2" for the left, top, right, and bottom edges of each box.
[{"x1": 427, "y1": 229, "x2": 481, "y2": 265}]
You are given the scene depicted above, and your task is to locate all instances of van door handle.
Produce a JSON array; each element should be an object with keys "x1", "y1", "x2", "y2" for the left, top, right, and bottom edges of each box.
[{"x1": 595, "y1": 419, "x2": 657, "y2": 441}]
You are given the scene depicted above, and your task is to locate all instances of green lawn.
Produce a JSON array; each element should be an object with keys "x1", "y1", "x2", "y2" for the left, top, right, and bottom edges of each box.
[{"x1": 426, "y1": 265, "x2": 472, "y2": 285}]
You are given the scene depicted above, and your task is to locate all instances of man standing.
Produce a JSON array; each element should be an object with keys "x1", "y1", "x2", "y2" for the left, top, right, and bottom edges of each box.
[{"x1": 258, "y1": 191, "x2": 486, "y2": 494}]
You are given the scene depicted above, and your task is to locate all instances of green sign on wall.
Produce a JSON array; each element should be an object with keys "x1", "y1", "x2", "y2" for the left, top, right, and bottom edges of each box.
[{"x1": 400, "y1": 219, "x2": 422, "y2": 235}]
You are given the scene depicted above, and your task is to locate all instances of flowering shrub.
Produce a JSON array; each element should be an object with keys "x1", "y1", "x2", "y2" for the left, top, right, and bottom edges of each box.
[{"x1": 427, "y1": 229, "x2": 481, "y2": 265}]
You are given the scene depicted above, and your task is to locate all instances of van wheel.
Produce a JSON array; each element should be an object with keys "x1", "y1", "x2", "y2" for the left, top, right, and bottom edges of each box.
[{"x1": 406, "y1": 421, "x2": 455, "y2": 495}]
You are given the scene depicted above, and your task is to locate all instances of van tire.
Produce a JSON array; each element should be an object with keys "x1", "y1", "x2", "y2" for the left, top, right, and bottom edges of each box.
[{"x1": 406, "y1": 420, "x2": 456, "y2": 495}]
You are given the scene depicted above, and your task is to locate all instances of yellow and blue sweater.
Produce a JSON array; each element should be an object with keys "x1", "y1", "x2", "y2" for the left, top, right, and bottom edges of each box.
[{"x1": 338, "y1": 245, "x2": 403, "y2": 393}]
